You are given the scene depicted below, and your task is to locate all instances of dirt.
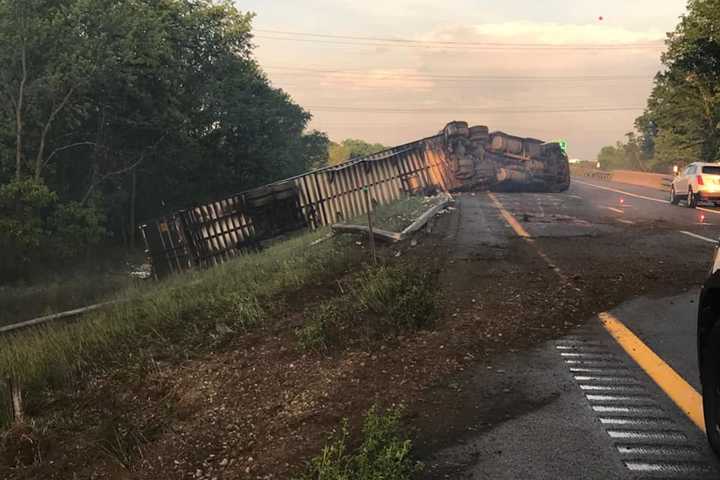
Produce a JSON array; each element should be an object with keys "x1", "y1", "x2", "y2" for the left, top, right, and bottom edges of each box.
[{"x1": 0, "y1": 196, "x2": 709, "y2": 479}]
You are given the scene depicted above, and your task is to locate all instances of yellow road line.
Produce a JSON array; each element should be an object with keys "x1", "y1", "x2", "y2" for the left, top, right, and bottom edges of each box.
[
  {"x1": 599, "y1": 312, "x2": 705, "y2": 431},
  {"x1": 488, "y1": 192, "x2": 530, "y2": 238},
  {"x1": 488, "y1": 192, "x2": 569, "y2": 282},
  {"x1": 490, "y1": 187, "x2": 706, "y2": 431}
]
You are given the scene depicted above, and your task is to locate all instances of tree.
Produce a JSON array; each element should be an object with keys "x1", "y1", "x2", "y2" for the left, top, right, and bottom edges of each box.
[
  {"x1": 638, "y1": 0, "x2": 720, "y2": 166},
  {"x1": 328, "y1": 139, "x2": 387, "y2": 165},
  {"x1": 0, "y1": 0, "x2": 330, "y2": 279}
]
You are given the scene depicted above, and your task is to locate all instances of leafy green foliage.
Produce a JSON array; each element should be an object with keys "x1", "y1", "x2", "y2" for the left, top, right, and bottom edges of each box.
[
  {"x1": 598, "y1": 1, "x2": 720, "y2": 171},
  {"x1": 297, "y1": 302, "x2": 341, "y2": 352},
  {"x1": 0, "y1": 0, "x2": 330, "y2": 278},
  {"x1": 328, "y1": 139, "x2": 387, "y2": 166},
  {"x1": 48, "y1": 201, "x2": 105, "y2": 259},
  {"x1": 596, "y1": 133, "x2": 647, "y2": 171},
  {"x1": 633, "y1": 0, "x2": 720, "y2": 169},
  {"x1": 0, "y1": 179, "x2": 56, "y2": 275},
  {"x1": 299, "y1": 406, "x2": 420, "y2": 480}
]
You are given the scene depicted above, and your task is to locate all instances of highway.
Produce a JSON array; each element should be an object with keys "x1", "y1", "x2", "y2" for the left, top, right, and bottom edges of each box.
[{"x1": 424, "y1": 177, "x2": 720, "y2": 479}]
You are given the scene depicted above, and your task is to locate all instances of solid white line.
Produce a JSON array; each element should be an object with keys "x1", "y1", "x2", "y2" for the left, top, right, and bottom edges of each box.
[
  {"x1": 605, "y1": 206, "x2": 624, "y2": 214},
  {"x1": 617, "y1": 219, "x2": 635, "y2": 225},
  {"x1": 573, "y1": 180, "x2": 667, "y2": 204},
  {"x1": 679, "y1": 230, "x2": 717, "y2": 244},
  {"x1": 575, "y1": 179, "x2": 720, "y2": 216},
  {"x1": 698, "y1": 206, "x2": 720, "y2": 215}
]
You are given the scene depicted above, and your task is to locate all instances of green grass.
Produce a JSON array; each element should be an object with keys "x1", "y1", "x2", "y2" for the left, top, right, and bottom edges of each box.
[
  {"x1": 0, "y1": 228, "x2": 353, "y2": 428},
  {"x1": 297, "y1": 405, "x2": 421, "y2": 480},
  {"x1": 349, "y1": 195, "x2": 437, "y2": 233},
  {"x1": 297, "y1": 262, "x2": 438, "y2": 351}
]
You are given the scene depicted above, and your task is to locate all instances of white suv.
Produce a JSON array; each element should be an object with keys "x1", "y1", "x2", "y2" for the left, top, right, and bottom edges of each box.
[{"x1": 671, "y1": 162, "x2": 720, "y2": 208}]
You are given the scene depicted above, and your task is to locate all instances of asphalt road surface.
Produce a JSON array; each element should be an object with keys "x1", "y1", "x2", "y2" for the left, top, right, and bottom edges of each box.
[{"x1": 425, "y1": 176, "x2": 720, "y2": 479}]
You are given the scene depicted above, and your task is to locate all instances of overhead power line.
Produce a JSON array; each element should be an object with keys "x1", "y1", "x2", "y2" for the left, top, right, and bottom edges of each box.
[
  {"x1": 264, "y1": 66, "x2": 651, "y2": 82},
  {"x1": 255, "y1": 29, "x2": 665, "y2": 51},
  {"x1": 305, "y1": 105, "x2": 645, "y2": 114}
]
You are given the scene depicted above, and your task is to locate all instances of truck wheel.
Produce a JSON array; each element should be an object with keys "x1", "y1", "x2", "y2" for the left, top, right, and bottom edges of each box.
[{"x1": 702, "y1": 322, "x2": 720, "y2": 457}]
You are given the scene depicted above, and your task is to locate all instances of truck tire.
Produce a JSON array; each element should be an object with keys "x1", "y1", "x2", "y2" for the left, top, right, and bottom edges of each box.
[
  {"x1": 444, "y1": 121, "x2": 470, "y2": 139},
  {"x1": 469, "y1": 125, "x2": 490, "y2": 143},
  {"x1": 702, "y1": 320, "x2": 720, "y2": 457},
  {"x1": 490, "y1": 133, "x2": 523, "y2": 154}
]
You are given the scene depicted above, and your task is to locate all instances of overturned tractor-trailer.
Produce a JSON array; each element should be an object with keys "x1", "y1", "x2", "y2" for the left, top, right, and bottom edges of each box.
[
  {"x1": 141, "y1": 121, "x2": 570, "y2": 277},
  {"x1": 419, "y1": 120, "x2": 570, "y2": 193}
]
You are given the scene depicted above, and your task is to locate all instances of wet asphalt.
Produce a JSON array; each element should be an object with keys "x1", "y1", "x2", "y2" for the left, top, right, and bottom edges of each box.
[{"x1": 425, "y1": 178, "x2": 720, "y2": 479}]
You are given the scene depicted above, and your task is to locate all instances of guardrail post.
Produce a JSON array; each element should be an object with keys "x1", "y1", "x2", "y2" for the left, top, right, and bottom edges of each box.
[
  {"x1": 6, "y1": 377, "x2": 23, "y2": 423},
  {"x1": 363, "y1": 186, "x2": 378, "y2": 266}
]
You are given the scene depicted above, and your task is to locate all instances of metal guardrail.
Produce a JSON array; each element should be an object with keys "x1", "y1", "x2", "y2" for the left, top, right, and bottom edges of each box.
[
  {"x1": 0, "y1": 300, "x2": 123, "y2": 337},
  {"x1": 571, "y1": 167, "x2": 673, "y2": 192}
]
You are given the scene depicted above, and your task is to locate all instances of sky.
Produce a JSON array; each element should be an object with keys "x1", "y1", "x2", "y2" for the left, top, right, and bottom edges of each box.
[{"x1": 237, "y1": 0, "x2": 689, "y2": 160}]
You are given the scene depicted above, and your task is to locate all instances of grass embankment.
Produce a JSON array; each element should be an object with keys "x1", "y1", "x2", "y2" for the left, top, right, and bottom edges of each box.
[
  {"x1": 0, "y1": 228, "x2": 350, "y2": 426},
  {"x1": 0, "y1": 218, "x2": 438, "y2": 478}
]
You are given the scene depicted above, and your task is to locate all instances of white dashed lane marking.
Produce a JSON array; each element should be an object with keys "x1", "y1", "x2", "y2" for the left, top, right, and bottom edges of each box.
[{"x1": 679, "y1": 230, "x2": 717, "y2": 244}]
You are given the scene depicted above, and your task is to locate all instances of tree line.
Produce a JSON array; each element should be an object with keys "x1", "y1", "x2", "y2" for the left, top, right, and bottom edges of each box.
[
  {"x1": 597, "y1": 0, "x2": 720, "y2": 173},
  {"x1": 0, "y1": 0, "x2": 333, "y2": 279}
]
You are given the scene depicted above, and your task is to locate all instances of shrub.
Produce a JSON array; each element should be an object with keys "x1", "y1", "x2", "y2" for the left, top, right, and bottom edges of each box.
[
  {"x1": 0, "y1": 179, "x2": 57, "y2": 276},
  {"x1": 299, "y1": 406, "x2": 420, "y2": 480},
  {"x1": 352, "y1": 265, "x2": 437, "y2": 334},
  {"x1": 297, "y1": 301, "x2": 345, "y2": 351},
  {"x1": 297, "y1": 262, "x2": 438, "y2": 351},
  {"x1": 47, "y1": 201, "x2": 106, "y2": 259}
]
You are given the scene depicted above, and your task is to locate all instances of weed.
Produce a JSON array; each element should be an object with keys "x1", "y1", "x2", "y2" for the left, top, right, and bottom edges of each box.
[
  {"x1": 298, "y1": 406, "x2": 421, "y2": 480},
  {"x1": 297, "y1": 301, "x2": 347, "y2": 351},
  {"x1": 297, "y1": 262, "x2": 438, "y2": 351},
  {"x1": 352, "y1": 265, "x2": 437, "y2": 334}
]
